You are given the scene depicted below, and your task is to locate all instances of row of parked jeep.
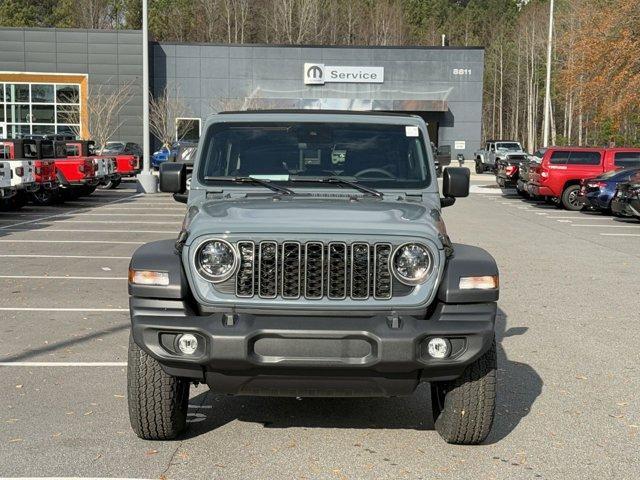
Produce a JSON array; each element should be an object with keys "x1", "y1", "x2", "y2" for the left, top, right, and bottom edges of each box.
[
  {"x1": 0, "y1": 138, "x2": 142, "y2": 210},
  {"x1": 494, "y1": 145, "x2": 640, "y2": 219}
]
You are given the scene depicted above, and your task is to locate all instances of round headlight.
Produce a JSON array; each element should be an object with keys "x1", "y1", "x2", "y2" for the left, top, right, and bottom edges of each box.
[
  {"x1": 392, "y1": 243, "x2": 433, "y2": 285},
  {"x1": 195, "y1": 239, "x2": 238, "y2": 283}
]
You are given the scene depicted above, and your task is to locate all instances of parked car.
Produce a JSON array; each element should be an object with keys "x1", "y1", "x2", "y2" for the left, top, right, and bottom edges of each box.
[
  {"x1": 66, "y1": 140, "x2": 118, "y2": 191},
  {"x1": 127, "y1": 110, "x2": 500, "y2": 445},
  {"x1": 100, "y1": 141, "x2": 143, "y2": 186},
  {"x1": 0, "y1": 159, "x2": 16, "y2": 202},
  {"x1": 527, "y1": 147, "x2": 640, "y2": 210},
  {"x1": 431, "y1": 143, "x2": 452, "y2": 177},
  {"x1": 475, "y1": 140, "x2": 525, "y2": 173},
  {"x1": 516, "y1": 149, "x2": 546, "y2": 197},
  {"x1": 611, "y1": 172, "x2": 640, "y2": 220},
  {"x1": 495, "y1": 152, "x2": 529, "y2": 189},
  {"x1": 578, "y1": 168, "x2": 640, "y2": 213},
  {"x1": 0, "y1": 140, "x2": 39, "y2": 209}
]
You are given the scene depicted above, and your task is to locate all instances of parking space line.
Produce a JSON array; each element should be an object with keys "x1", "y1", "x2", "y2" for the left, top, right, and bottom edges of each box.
[
  {"x1": 570, "y1": 224, "x2": 640, "y2": 228},
  {"x1": 50, "y1": 220, "x2": 182, "y2": 225},
  {"x1": 0, "y1": 254, "x2": 131, "y2": 259},
  {"x1": 0, "y1": 307, "x2": 128, "y2": 311},
  {"x1": 0, "y1": 212, "x2": 185, "y2": 217},
  {"x1": 600, "y1": 233, "x2": 640, "y2": 237},
  {"x1": 0, "y1": 193, "x2": 141, "y2": 230},
  {"x1": 546, "y1": 216, "x2": 612, "y2": 220},
  {"x1": 0, "y1": 240, "x2": 142, "y2": 244},
  {"x1": 0, "y1": 362, "x2": 127, "y2": 367},
  {"x1": 0, "y1": 275, "x2": 126, "y2": 280},
  {"x1": 2, "y1": 228, "x2": 177, "y2": 233}
]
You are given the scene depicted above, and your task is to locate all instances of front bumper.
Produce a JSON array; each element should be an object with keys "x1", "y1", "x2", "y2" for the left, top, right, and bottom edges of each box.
[
  {"x1": 130, "y1": 298, "x2": 496, "y2": 397},
  {"x1": 497, "y1": 175, "x2": 517, "y2": 189}
]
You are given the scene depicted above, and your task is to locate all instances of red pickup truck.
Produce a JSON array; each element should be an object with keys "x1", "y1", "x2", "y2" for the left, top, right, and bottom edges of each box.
[
  {"x1": 527, "y1": 147, "x2": 640, "y2": 210},
  {"x1": 99, "y1": 141, "x2": 143, "y2": 188},
  {"x1": 65, "y1": 140, "x2": 118, "y2": 192}
]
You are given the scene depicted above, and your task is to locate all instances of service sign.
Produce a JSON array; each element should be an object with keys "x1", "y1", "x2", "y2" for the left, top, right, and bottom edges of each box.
[{"x1": 304, "y1": 63, "x2": 384, "y2": 85}]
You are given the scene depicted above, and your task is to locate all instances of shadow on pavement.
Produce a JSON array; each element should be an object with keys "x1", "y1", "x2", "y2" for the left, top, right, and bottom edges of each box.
[{"x1": 183, "y1": 308, "x2": 542, "y2": 444}]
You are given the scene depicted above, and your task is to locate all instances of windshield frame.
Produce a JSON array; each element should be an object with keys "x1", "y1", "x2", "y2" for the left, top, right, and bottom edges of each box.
[{"x1": 195, "y1": 120, "x2": 434, "y2": 192}]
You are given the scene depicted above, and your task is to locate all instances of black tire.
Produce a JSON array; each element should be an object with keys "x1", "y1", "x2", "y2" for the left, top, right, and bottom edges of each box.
[
  {"x1": 431, "y1": 340, "x2": 497, "y2": 445},
  {"x1": 516, "y1": 188, "x2": 529, "y2": 198},
  {"x1": 31, "y1": 187, "x2": 59, "y2": 206},
  {"x1": 99, "y1": 176, "x2": 122, "y2": 190},
  {"x1": 127, "y1": 335, "x2": 190, "y2": 440},
  {"x1": 561, "y1": 184, "x2": 582, "y2": 211},
  {"x1": 475, "y1": 161, "x2": 483, "y2": 174}
]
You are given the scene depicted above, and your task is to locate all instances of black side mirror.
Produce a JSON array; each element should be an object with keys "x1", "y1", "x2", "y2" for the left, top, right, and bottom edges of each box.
[
  {"x1": 159, "y1": 162, "x2": 186, "y2": 193},
  {"x1": 441, "y1": 167, "x2": 470, "y2": 207},
  {"x1": 172, "y1": 192, "x2": 188, "y2": 204}
]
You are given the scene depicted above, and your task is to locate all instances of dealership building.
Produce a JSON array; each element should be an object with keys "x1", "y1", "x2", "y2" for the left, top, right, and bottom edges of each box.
[{"x1": 0, "y1": 27, "x2": 484, "y2": 158}]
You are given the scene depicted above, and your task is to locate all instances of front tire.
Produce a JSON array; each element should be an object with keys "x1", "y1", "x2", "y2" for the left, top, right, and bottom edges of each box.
[
  {"x1": 431, "y1": 340, "x2": 497, "y2": 445},
  {"x1": 475, "y1": 160, "x2": 484, "y2": 174},
  {"x1": 127, "y1": 335, "x2": 190, "y2": 440}
]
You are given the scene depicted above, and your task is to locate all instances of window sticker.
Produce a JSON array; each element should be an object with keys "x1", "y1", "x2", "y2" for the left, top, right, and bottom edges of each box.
[
  {"x1": 250, "y1": 174, "x2": 290, "y2": 181},
  {"x1": 405, "y1": 126, "x2": 419, "y2": 137}
]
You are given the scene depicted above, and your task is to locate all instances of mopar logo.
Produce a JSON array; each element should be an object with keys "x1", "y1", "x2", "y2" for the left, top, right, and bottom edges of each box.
[
  {"x1": 304, "y1": 63, "x2": 384, "y2": 85},
  {"x1": 304, "y1": 63, "x2": 325, "y2": 84}
]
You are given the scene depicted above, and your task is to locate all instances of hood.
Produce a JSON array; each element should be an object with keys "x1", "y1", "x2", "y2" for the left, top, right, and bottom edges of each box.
[{"x1": 186, "y1": 194, "x2": 444, "y2": 243}]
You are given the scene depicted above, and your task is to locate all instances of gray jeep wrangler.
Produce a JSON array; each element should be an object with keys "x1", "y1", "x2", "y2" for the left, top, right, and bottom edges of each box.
[{"x1": 127, "y1": 111, "x2": 499, "y2": 445}]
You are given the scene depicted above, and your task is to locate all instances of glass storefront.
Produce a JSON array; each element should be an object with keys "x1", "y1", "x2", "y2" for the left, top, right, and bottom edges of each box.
[{"x1": 0, "y1": 82, "x2": 81, "y2": 139}]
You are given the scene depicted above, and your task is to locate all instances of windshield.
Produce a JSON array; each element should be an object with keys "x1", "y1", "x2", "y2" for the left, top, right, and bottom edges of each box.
[
  {"x1": 102, "y1": 142, "x2": 125, "y2": 154},
  {"x1": 198, "y1": 122, "x2": 431, "y2": 189},
  {"x1": 496, "y1": 142, "x2": 522, "y2": 151}
]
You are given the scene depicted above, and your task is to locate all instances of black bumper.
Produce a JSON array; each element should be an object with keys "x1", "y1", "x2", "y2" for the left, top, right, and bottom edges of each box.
[
  {"x1": 130, "y1": 298, "x2": 496, "y2": 397},
  {"x1": 496, "y1": 175, "x2": 517, "y2": 189}
]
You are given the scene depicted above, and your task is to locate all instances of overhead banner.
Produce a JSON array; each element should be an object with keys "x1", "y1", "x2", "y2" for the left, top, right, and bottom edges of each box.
[{"x1": 304, "y1": 63, "x2": 384, "y2": 85}]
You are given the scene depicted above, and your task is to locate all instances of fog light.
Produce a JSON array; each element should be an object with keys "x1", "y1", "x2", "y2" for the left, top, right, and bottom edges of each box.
[
  {"x1": 177, "y1": 334, "x2": 198, "y2": 355},
  {"x1": 427, "y1": 337, "x2": 450, "y2": 359}
]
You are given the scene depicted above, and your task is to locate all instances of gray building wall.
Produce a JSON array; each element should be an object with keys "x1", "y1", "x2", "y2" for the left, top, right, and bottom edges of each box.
[
  {"x1": 0, "y1": 27, "x2": 484, "y2": 157},
  {"x1": 0, "y1": 27, "x2": 144, "y2": 144},
  {"x1": 152, "y1": 43, "x2": 484, "y2": 158}
]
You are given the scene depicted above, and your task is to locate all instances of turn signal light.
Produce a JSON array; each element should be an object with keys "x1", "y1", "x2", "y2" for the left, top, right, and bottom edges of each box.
[
  {"x1": 459, "y1": 275, "x2": 499, "y2": 290},
  {"x1": 128, "y1": 268, "x2": 169, "y2": 286}
]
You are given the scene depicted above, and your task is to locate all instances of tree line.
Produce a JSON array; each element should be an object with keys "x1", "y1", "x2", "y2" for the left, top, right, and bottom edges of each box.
[{"x1": 2, "y1": 0, "x2": 638, "y2": 150}]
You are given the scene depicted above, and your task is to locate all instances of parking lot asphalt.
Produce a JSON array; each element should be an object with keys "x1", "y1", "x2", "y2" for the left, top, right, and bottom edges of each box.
[{"x1": 1, "y1": 178, "x2": 639, "y2": 480}]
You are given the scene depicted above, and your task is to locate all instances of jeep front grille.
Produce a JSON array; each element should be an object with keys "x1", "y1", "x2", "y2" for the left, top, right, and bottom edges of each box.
[{"x1": 234, "y1": 241, "x2": 394, "y2": 300}]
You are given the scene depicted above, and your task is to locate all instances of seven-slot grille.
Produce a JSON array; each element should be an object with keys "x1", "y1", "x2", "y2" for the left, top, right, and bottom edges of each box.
[{"x1": 234, "y1": 241, "x2": 393, "y2": 300}]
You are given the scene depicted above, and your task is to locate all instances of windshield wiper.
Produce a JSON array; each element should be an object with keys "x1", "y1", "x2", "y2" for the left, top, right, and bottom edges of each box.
[
  {"x1": 203, "y1": 176, "x2": 295, "y2": 195},
  {"x1": 289, "y1": 176, "x2": 384, "y2": 198}
]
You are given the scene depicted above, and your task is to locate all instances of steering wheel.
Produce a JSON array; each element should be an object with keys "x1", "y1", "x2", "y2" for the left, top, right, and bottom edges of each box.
[{"x1": 354, "y1": 168, "x2": 395, "y2": 179}]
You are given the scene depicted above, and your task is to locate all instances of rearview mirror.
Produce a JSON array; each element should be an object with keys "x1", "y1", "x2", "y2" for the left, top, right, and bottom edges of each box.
[
  {"x1": 441, "y1": 167, "x2": 470, "y2": 207},
  {"x1": 159, "y1": 162, "x2": 186, "y2": 193}
]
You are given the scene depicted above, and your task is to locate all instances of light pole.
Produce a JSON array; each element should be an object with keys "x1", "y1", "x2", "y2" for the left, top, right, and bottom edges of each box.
[
  {"x1": 137, "y1": 0, "x2": 158, "y2": 193},
  {"x1": 542, "y1": 0, "x2": 554, "y2": 148}
]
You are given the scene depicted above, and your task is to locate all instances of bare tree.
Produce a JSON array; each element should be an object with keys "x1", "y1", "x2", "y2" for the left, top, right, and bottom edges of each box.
[
  {"x1": 149, "y1": 87, "x2": 192, "y2": 149},
  {"x1": 66, "y1": 80, "x2": 133, "y2": 149}
]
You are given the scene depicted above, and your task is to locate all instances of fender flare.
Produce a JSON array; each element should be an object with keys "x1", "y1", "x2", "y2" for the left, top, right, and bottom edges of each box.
[
  {"x1": 128, "y1": 239, "x2": 189, "y2": 299},
  {"x1": 437, "y1": 243, "x2": 499, "y2": 303}
]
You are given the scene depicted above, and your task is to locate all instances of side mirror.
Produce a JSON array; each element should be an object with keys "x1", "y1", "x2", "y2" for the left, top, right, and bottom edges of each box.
[
  {"x1": 441, "y1": 167, "x2": 470, "y2": 207},
  {"x1": 172, "y1": 192, "x2": 188, "y2": 204},
  {"x1": 159, "y1": 162, "x2": 185, "y2": 193}
]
